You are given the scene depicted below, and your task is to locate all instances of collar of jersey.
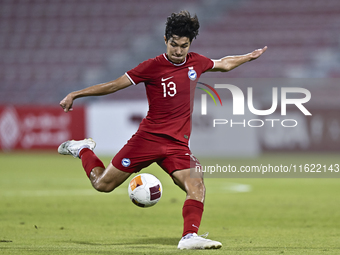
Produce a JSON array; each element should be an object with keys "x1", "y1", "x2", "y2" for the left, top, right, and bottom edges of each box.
[{"x1": 163, "y1": 53, "x2": 187, "y2": 66}]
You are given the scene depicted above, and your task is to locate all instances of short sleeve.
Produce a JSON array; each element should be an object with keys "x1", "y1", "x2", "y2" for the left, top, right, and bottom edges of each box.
[
  {"x1": 191, "y1": 53, "x2": 214, "y2": 73},
  {"x1": 126, "y1": 58, "x2": 154, "y2": 85},
  {"x1": 200, "y1": 55, "x2": 214, "y2": 72}
]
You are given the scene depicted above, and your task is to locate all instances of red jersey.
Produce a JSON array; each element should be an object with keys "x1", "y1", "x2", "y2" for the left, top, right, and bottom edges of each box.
[{"x1": 125, "y1": 52, "x2": 214, "y2": 144}]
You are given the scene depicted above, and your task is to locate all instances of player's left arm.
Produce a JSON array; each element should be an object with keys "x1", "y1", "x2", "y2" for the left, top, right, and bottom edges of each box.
[{"x1": 208, "y1": 46, "x2": 267, "y2": 72}]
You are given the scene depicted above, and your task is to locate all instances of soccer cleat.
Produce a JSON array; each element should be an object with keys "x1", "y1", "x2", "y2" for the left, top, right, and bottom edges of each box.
[
  {"x1": 58, "y1": 138, "x2": 96, "y2": 158},
  {"x1": 177, "y1": 233, "x2": 222, "y2": 250}
]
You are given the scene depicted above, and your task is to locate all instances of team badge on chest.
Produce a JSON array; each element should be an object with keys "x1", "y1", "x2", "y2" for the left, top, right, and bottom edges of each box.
[{"x1": 188, "y1": 67, "x2": 197, "y2": 81}]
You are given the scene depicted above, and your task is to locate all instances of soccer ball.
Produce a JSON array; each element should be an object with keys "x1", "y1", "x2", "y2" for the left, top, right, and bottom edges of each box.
[{"x1": 128, "y1": 173, "x2": 162, "y2": 208}]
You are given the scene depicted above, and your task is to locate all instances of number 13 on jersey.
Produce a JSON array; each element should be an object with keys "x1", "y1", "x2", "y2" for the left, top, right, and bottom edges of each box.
[{"x1": 162, "y1": 82, "x2": 177, "y2": 97}]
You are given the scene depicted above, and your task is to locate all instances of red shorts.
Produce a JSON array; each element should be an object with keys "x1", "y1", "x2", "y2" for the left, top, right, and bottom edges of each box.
[{"x1": 111, "y1": 130, "x2": 200, "y2": 175}]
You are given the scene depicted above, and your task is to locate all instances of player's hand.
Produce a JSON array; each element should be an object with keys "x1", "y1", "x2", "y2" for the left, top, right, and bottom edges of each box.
[
  {"x1": 60, "y1": 93, "x2": 74, "y2": 112},
  {"x1": 249, "y1": 46, "x2": 267, "y2": 61}
]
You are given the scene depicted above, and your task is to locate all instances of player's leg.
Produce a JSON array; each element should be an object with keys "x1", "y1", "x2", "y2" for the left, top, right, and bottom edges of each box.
[
  {"x1": 58, "y1": 138, "x2": 131, "y2": 192},
  {"x1": 159, "y1": 140, "x2": 222, "y2": 250},
  {"x1": 172, "y1": 168, "x2": 222, "y2": 250},
  {"x1": 88, "y1": 162, "x2": 131, "y2": 192},
  {"x1": 158, "y1": 145, "x2": 206, "y2": 238},
  {"x1": 172, "y1": 167, "x2": 205, "y2": 202},
  {"x1": 172, "y1": 169, "x2": 205, "y2": 237},
  {"x1": 86, "y1": 131, "x2": 163, "y2": 191},
  {"x1": 172, "y1": 168, "x2": 205, "y2": 236}
]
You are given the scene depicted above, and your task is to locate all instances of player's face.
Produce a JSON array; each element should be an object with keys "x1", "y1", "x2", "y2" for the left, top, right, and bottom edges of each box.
[{"x1": 165, "y1": 35, "x2": 191, "y2": 64}]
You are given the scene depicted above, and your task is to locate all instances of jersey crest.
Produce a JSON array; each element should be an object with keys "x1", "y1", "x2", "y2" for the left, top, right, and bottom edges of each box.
[
  {"x1": 121, "y1": 158, "x2": 131, "y2": 167},
  {"x1": 188, "y1": 67, "x2": 197, "y2": 81}
]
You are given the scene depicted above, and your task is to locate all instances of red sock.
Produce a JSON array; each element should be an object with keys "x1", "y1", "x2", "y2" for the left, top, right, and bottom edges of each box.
[
  {"x1": 79, "y1": 148, "x2": 105, "y2": 178},
  {"x1": 182, "y1": 199, "x2": 204, "y2": 237}
]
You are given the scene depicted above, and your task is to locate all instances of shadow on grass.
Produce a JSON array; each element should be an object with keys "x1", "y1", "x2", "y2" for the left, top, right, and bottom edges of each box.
[{"x1": 71, "y1": 237, "x2": 179, "y2": 246}]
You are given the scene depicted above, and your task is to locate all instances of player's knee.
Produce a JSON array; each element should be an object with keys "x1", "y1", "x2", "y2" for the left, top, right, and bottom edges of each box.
[{"x1": 92, "y1": 182, "x2": 115, "y2": 193}]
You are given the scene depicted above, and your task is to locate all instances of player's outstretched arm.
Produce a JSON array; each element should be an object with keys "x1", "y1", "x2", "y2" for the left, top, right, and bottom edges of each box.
[
  {"x1": 209, "y1": 46, "x2": 267, "y2": 72},
  {"x1": 60, "y1": 74, "x2": 132, "y2": 112}
]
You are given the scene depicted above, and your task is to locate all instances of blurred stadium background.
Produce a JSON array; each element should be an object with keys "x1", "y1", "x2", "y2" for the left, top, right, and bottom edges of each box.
[
  {"x1": 1, "y1": 3, "x2": 340, "y2": 254},
  {"x1": 0, "y1": 0, "x2": 340, "y2": 155}
]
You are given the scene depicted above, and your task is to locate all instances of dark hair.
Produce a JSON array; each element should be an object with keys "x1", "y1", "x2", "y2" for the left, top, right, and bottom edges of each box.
[{"x1": 165, "y1": 10, "x2": 200, "y2": 42}]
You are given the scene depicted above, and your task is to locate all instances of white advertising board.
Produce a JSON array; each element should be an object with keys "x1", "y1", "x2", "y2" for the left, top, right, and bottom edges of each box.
[
  {"x1": 190, "y1": 100, "x2": 260, "y2": 157},
  {"x1": 86, "y1": 101, "x2": 148, "y2": 156},
  {"x1": 86, "y1": 100, "x2": 260, "y2": 157}
]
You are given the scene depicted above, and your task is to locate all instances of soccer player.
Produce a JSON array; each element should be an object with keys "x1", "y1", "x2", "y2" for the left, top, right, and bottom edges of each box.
[{"x1": 58, "y1": 10, "x2": 267, "y2": 250}]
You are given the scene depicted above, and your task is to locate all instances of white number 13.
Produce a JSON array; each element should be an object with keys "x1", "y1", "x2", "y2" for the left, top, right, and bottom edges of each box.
[{"x1": 162, "y1": 82, "x2": 177, "y2": 97}]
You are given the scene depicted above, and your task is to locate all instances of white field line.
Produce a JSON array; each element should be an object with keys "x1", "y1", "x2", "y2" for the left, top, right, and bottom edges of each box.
[
  {"x1": 224, "y1": 183, "x2": 252, "y2": 193},
  {"x1": 206, "y1": 183, "x2": 252, "y2": 194},
  {"x1": 1, "y1": 183, "x2": 250, "y2": 197},
  {"x1": 1, "y1": 188, "x2": 126, "y2": 197}
]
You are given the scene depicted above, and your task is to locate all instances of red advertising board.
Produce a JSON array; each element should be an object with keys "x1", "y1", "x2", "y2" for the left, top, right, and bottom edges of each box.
[{"x1": 0, "y1": 106, "x2": 85, "y2": 150}]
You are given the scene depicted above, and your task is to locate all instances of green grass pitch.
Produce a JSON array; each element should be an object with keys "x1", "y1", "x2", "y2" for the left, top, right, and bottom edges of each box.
[{"x1": 1, "y1": 152, "x2": 340, "y2": 254}]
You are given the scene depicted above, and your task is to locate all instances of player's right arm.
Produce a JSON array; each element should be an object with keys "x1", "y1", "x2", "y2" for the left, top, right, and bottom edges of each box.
[{"x1": 60, "y1": 74, "x2": 132, "y2": 112}]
